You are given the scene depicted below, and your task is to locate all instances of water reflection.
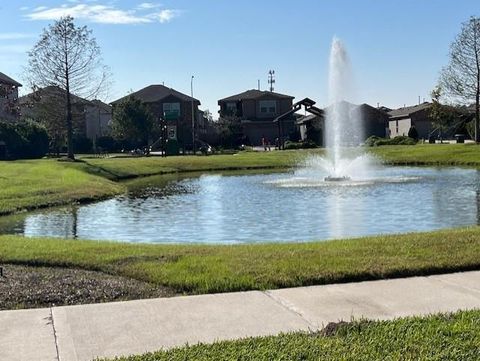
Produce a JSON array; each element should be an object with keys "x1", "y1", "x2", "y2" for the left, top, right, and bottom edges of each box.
[{"x1": 1, "y1": 167, "x2": 480, "y2": 244}]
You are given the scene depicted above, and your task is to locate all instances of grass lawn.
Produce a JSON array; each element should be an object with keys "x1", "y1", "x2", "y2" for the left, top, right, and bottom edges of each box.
[
  {"x1": 370, "y1": 143, "x2": 480, "y2": 165},
  {"x1": 83, "y1": 150, "x2": 303, "y2": 179},
  {"x1": 99, "y1": 309, "x2": 480, "y2": 361},
  {"x1": 2, "y1": 227, "x2": 480, "y2": 294},
  {"x1": 0, "y1": 159, "x2": 122, "y2": 215}
]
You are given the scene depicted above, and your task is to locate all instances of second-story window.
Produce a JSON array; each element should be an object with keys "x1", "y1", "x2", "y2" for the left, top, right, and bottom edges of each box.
[
  {"x1": 259, "y1": 100, "x2": 276, "y2": 114},
  {"x1": 226, "y1": 102, "x2": 237, "y2": 115},
  {"x1": 163, "y1": 102, "x2": 181, "y2": 120}
]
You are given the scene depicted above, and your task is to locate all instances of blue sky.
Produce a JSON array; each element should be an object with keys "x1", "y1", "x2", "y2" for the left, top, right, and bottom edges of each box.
[{"x1": 0, "y1": 0, "x2": 478, "y2": 118}]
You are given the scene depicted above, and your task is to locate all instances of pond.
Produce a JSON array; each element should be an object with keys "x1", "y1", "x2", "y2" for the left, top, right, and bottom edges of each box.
[{"x1": 1, "y1": 166, "x2": 479, "y2": 244}]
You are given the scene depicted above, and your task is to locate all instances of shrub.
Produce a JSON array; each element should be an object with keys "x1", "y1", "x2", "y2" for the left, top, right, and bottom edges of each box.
[
  {"x1": 16, "y1": 121, "x2": 49, "y2": 158},
  {"x1": 0, "y1": 120, "x2": 49, "y2": 159},
  {"x1": 73, "y1": 135, "x2": 93, "y2": 153},
  {"x1": 96, "y1": 136, "x2": 119, "y2": 152},
  {"x1": 408, "y1": 126, "x2": 419, "y2": 140},
  {"x1": 365, "y1": 135, "x2": 417, "y2": 147},
  {"x1": 365, "y1": 136, "x2": 382, "y2": 147},
  {"x1": 284, "y1": 140, "x2": 319, "y2": 149}
]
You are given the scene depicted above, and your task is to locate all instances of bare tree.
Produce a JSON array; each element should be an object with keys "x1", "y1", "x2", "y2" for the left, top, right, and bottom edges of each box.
[
  {"x1": 440, "y1": 16, "x2": 480, "y2": 142},
  {"x1": 27, "y1": 16, "x2": 109, "y2": 159}
]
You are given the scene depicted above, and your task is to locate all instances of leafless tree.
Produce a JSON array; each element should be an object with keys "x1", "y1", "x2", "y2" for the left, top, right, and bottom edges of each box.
[
  {"x1": 27, "y1": 16, "x2": 109, "y2": 159},
  {"x1": 440, "y1": 16, "x2": 480, "y2": 142}
]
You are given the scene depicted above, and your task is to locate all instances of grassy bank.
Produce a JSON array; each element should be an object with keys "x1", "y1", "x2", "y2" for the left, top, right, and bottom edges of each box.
[
  {"x1": 0, "y1": 159, "x2": 122, "y2": 215},
  {"x1": 2, "y1": 227, "x2": 480, "y2": 295},
  {"x1": 370, "y1": 143, "x2": 480, "y2": 165},
  {"x1": 101, "y1": 310, "x2": 480, "y2": 361},
  {"x1": 83, "y1": 150, "x2": 302, "y2": 179}
]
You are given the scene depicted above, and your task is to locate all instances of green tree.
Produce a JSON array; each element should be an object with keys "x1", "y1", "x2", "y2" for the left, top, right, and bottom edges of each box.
[
  {"x1": 27, "y1": 16, "x2": 109, "y2": 160},
  {"x1": 112, "y1": 96, "x2": 154, "y2": 147},
  {"x1": 440, "y1": 16, "x2": 480, "y2": 142},
  {"x1": 429, "y1": 86, "x2": 456, "y2": 142},
  {"x1": 407, "y1": 125, "x2": 419, "y2": 141}
]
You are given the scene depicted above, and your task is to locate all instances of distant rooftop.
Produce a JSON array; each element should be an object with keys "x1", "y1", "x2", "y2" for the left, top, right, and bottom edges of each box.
[
  {"x1": 219, "y1": 89, "x2": 294, "y2": 103},
  {"x1": 0, "y1": 72, "x2": 22, "y2": 87},
  {"x1": 388, "y1": 102, "x2": 431, "y2": 118},
  {"x1": 19, "y1": 85, "x2": 90, "y2": 105},
  {"x1": 111, "y1": 84, "x2": 200, "y2": 105}
]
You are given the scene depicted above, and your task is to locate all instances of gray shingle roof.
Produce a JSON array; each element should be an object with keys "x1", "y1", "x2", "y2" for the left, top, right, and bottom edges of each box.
[
  {"x1": 0, "y1": 72, "x2": 22, "y2": 87},
  {"x1": 90, "y1": 99, "x2": 112, "y2": 113},
  {"x1": 19, "y1": 86, "x2": 90, "y2": 105},
  {"x1": 388, "y1": 102, "x2": 431, "y2": 118},
  {"x1": 111, "y1": 84, "x2": 200, "y2": 105},
  {"x1": 219, "y1": 89, "x2": 294, "y2": 103}
]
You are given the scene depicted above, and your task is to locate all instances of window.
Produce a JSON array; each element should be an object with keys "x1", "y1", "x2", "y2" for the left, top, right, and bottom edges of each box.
[
  {"x1": 163, "y1": 102, "x2": 181, "y2": 120},
  {"x1": 259, "y1": 100, "x2": 276, "y2": 115},
  {"x1": 226, "y1": 102, "x2": 237, "y2": 115}
]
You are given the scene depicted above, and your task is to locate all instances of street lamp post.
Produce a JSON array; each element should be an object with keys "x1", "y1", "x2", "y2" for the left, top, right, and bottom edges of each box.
[{"x1": 191, "y1": 75, "x2": 195, "y2": 155}]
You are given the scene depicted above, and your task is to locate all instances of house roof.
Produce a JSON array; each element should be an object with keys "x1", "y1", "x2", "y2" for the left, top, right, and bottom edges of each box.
[
  {"x1": 0, "y1": 72, "x2": 22, "y2": 87},
  {"x1": 111, "y1": 84, "x2": 200, "y2": 105},
  {"x1": 388, "y1": 102, "x2": 431, "y2": 118},
  {"x1": 219, "y1": 89, "x2": 294, "y2": 103},
  {"x1": 19, "y1": 85, "x2": 91, "y2": 106},
  {"x1": 90, "y1": 99, "x2": 112, "y2": 113}
]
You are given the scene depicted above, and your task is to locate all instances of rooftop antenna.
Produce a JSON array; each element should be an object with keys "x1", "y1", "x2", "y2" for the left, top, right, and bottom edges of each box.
[{"x1": 268, "y1": 70, "x2": 275, "y2": 92}]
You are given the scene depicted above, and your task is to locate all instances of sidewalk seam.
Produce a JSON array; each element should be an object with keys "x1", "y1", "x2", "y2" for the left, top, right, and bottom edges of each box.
[
  {"x1": 49, "y1": 307, "x2": 60, "y2": 361},
  {"x1": 262, "y1": 291, "x2": 318, "y2": 330}
]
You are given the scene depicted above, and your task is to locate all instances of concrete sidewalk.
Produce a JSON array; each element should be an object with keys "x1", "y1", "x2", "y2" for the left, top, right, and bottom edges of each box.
[{"x1": 2, "y1": 271, "x2": 480, "y2": 361}]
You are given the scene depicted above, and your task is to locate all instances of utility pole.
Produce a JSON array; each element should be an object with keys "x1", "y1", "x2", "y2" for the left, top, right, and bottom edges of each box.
[
  {"x1": 268, "y1": 70, "x2": 275, "y2": 92},
  {"x1": 191, "y1": 75, "x2": 195, "y2": 155}
]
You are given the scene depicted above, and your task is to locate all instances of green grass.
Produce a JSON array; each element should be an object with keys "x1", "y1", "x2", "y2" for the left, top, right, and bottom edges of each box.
[
  {"x1": 2, "y1": 227, "x2": 480, "y2": 294},
  {"x1": 0, "y1": 159, "x2": 122, "y2": 215},
  {"x1": 83, "y1": 150, "x2": 304, "y2": 179},
  {"x1": 100, "y1": 309, "x2": 480, "y2": 361},
  {"x1": 370, "y1": 143, "x2": 480, "y2": 165}
]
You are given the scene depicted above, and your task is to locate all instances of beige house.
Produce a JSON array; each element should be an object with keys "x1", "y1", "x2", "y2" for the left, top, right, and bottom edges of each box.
[
  {"x1": 20, "y1": 86, "x2": 112, "y2": 141},
  {"x1": 85, "y1": 99, "x2": 112, "y2": 140},
  {"x1": 0, "y1": 72, "x2": 22, "y2": 121},
  {"x1": 218, "y1": 89, "x2": 295, "y2": 145},
  {"x1": 388, "y1": 103, "x2": 433, "y2": 139}
]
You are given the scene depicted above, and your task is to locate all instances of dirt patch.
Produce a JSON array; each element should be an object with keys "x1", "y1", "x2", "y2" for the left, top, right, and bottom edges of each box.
[
  {"x1": 0, "y1": 264, "x2": 175, "y2": 310},
  {"x1": 321, "y1": 321, "x2": 350, "y2": 336}
]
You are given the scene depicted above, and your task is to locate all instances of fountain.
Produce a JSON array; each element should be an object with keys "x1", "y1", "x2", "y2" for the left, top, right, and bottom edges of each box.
[{"x1": 323, "y1": 37, "x2": 367, "y2": 182}]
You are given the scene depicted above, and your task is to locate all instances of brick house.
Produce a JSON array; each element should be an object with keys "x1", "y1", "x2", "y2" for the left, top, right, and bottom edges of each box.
[
  {"x1": 388, "y1": 103, "x2": 433, "y2": 139},
  {"x1": 218, "y1": 89, "x2": 295, "y2": 145},
  {"x1": 111, "y1": 85, "x2": 201, "y2": 150},
  {"x1": 0, "y1": 72, "x2": 22, "y2": 121}
]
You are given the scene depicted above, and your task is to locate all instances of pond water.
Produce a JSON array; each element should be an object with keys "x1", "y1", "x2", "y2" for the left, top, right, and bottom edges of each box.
[{"x1": 1, "y1": 166, "x2": 480, "y2": 244}]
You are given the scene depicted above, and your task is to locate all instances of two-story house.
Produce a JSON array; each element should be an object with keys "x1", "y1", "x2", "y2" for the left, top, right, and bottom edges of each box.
[
  {"x1": 218, "y1": 89, "x2": 295, "y2": 145},
  {"x1": 111, "y1": 84, "x2": 200, "y2": 152},
  {"x1": 0, "y1": 72, "x2": 22, "y2": 121},
  {"x1": 20, "y1": 86, "x2": 112, "y2": 144},
  {"x1": 388, "y1": 103, "x2": 433, "y2": 139}
]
